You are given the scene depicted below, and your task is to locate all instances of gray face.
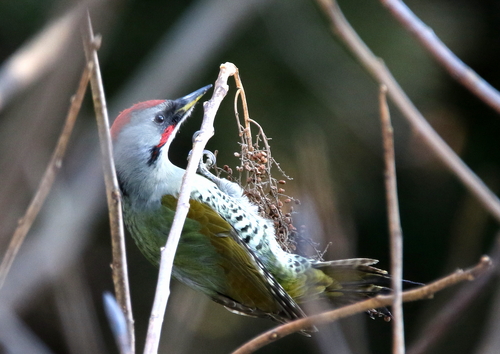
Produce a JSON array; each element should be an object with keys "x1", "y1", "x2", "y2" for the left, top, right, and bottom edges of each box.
[
  {"x1": 111, "y1": 85, "x2": 211, "y2": 204},
  {"x1": 112, "y1": 99, "x2": 195, "y2": 200},
  {"x1": 113, "y1": 102, "x2": 168, "y2": 182}
]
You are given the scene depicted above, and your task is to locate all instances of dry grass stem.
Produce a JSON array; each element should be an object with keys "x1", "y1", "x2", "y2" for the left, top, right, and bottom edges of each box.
[
  {"x1": 379, "y1": 0, "x2": 500, "y2": 115},
  {"x1": 82, "y1": 13, "x2": 134, "y2": 354},
  {"x1": 143, "y1": 62, "x2": 237, "y2": 354},
  {"x1": 231, "y1": 256, "x2": 492, "y2": 354},
  {"x1": 233, "y1": 73, "x2": 252, "y2": 147},
  {"x1": 314, "y1": 0, "x2": 500, "y2": 223},
  {"x1": 0, "y1": 62, "x2": 92, "y2": 290},
  {"x1": 379, "y1": 86, "x2": 405, "y2": 354},
  {"x1": 223, "y1": 72, "x2": 301, "y2": 253}
]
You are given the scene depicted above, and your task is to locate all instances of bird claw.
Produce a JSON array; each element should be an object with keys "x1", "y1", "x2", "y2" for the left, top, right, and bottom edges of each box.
[
  {"x1": 187, "y1": 148, "x2": 218, "y2": 182},
  {"x1": 201, "y1": 150, "x2": 216, "y2": 170},
  {"x1": 192, "y1": 130, "x2": 202, "y2": 143},
  {"x1": 190, "y1": 130, "x2": 216, "y2": 176},
  {"x1": 188, "y1": 148, "x2": 245, "y2": 199}
]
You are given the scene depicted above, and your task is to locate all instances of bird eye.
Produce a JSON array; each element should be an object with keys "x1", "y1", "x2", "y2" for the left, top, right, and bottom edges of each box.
[{"x1": 154, "y1": 113, "x2": 165, "y2": 124}]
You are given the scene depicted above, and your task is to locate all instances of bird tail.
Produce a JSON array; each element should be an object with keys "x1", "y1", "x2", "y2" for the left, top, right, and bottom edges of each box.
[{"x1": 312, "y1": 258, "x2": 413, "y2": 320}]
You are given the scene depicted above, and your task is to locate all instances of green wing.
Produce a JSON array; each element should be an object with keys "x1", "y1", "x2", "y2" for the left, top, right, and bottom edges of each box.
[{"x1": 161, "y1": 195, "x2": 306, "y2": 324}]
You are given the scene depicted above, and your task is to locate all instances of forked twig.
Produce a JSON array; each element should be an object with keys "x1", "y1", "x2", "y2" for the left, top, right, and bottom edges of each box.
[
  {"x1": 379, "y1": 0, "x2": 500, "y2": 115},
  {"x1": 314, "y1": 0, "x2": 500, "y2": 223},
  {"x1": 143, "y1": 62, "x2": 237, "y2": 354},
  {"x1": 82, "y1": 13, "x2": 134, "y2": 354},
  {"x1": 231, "y1": 256, "x2": 492, "y2": 354},
  {"x1": 379, "y1": 86, "x2": 405, "y2": 354},
  {"x1": 0, "y1": 62, "x2": 92, "y2": 290}
]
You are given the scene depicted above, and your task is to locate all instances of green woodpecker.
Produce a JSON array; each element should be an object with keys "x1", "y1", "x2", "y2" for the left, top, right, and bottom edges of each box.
[{"x1": 111, "y1": 85, "x2": 393, "y2": 330}]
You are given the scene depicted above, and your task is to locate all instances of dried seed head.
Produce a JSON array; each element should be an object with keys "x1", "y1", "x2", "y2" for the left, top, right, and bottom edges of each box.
[
  {"x1": 278, "y1": 188, "x2": 285, "y2": 193},
  {"x1": 278, "y1": 180, "x2": 286, "y2": 184}
]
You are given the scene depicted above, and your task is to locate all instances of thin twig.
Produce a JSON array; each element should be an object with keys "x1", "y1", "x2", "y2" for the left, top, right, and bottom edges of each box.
[
  {"x1": 233, "y1": 72, "x2": 254, "y2": 186},
  {"x1": 379, "y1": 86, "x2": 405, "y2": 354},
  {"x1": 0, "y1": 62, "x2": 92, "y2": 290},
  {"x1": 379, "y1": 0, "x2": 500, "y2": 115},
  {"x1": 143, "y1": 62, "x2": 237, "y2": 354},
  {"x1": 233, "y1": 73, "x2": 252, "y2": 148},
  {"x1": 231, "y1": 256, "x2": 492, "y2": 354},
  {"x1": 82, "y1": 13, "x2": 134, "y2": 354},
  {"x1": 314, "y1": 0, "x2": 500, "y2": 223},
  {"x1": 247, "y1": 118, "x2": 273, "y2": 173}
]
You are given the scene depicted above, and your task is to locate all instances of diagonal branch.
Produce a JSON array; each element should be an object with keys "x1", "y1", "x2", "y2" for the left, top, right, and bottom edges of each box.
[
  {"x1": 379, "y1": 0, "x2": 500, "y2": 115},
  {"x1": 82, "y1": 13, "x2": 134, "y2": 354},
  {"x1": 143, "y1": 62, "x2": 238, "y2": 354},
  {"x1": 0, "y1": 62, "x2": 92, "y2": 290},
  {"x1": 314, "y1": 0, "x2": 500, "y2": 224},
  {"x1": 231, "y1": 256, "x2": 492, "y2": 354},
  {"x1": 379, "y1": 86, "x2": 405, "y2": 354}
]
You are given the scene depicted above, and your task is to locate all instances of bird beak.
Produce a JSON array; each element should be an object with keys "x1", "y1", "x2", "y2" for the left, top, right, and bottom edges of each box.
[{"x1": 174, "y1": 84, "x2": 212, "y2": 116}]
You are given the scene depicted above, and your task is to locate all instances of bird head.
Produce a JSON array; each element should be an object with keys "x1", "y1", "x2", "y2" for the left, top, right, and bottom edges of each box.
[{"x1": 111, "y1": 85, "x2": 211, "y2": 205}]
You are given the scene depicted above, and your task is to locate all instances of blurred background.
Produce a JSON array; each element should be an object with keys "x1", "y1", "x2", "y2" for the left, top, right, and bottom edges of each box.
[{"x1": 0, "y1": 0, "x2": 499, "y2": 353}]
